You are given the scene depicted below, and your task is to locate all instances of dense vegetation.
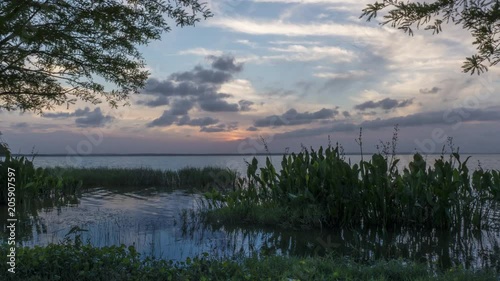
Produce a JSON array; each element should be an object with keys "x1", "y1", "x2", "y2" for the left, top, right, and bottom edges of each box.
[
  {"x1": 0, "y1": 150, "x2": 82, "y2": 206},
  {"x1": 1, "y1": 148, "x2": 237, "y2": 206},
  {"x1": 44, "y1": 166, "x2": 237, "y2": 191},
  {"x1": 2, "y1": 135, "x2": 500, "y2": 279},
  {"x1": 0, "y1": 241, "x2": 497, "y2": 281},
  {"x1": 203, "y1": 145, "x2": 500, "y2": 230}
]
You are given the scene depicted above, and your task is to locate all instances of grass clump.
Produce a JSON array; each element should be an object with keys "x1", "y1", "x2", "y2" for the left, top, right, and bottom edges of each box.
[
  {"x1": 0, "y1": 149, "x2": 82, "y2": 207},
  {"x1": 44, "y1": 166, "x2": 238, "y2": 191},
  {"x1": 0, "y1": 242, "x2": 497, "y2": 281},
  {"x1": 203, "y1": 142, "x2": 500, "y2": 230}
]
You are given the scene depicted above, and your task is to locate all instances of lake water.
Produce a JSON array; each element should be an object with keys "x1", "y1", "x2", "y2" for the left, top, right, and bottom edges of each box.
[
  {"x1": 1, "y1": 187, "x2": 499, "y2": 271},
  {"x1": 2, "y1": 154, "x2": 500, "y2": 271},
  {"x1": 31, "y1": 154, "x2": 500, "y2": 174}
]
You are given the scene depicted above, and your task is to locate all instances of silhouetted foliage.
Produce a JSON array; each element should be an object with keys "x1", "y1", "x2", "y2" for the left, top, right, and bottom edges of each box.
[
  {"x1": 0, "y1": 0, "x2": 212, "y2": 113},
  {"x1": 361, "y1": 0, "x2": 500, "y2": 75}
]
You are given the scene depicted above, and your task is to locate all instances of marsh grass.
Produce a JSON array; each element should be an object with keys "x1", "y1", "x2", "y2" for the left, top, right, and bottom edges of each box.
[
  {"x1": 203, "y1": 135, "x2": 500, "y2": 230},
  {"x1": 0, "y1": 150, "x2": 82, "y2": 207},
  {"x1": 44, "y1": 166, "x2": 238, "y2": 191}
]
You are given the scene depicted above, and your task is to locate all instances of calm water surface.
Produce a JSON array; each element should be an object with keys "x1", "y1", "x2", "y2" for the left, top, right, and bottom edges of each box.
[
  {"x1": 2, "y1": 155, "x2": 500, "y2": 271},
  {"x1": 1, "y1": 187, "x2": 499, "y2": 271},
  {"x1": 32, "y1": 154, "x2": 500, "y2": 174}
]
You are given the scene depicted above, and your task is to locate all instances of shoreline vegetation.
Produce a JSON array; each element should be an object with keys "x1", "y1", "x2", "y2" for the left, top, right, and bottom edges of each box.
[
  {"x1": 202, "y1": 144, "x2": 500, "y2": 231},
  {"x1": 1, "y1": 136, "x2": 500, "y2": 279},
  {"x1": 0, "y1": 149, "x2": 238, "y2": 206},
  {"x1": 0, "y1": 241, "x2": 498, "y2": 281}
]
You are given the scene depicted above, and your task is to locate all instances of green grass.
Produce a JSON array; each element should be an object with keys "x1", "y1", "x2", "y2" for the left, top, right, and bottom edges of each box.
[
  {"x1": 43, "y1": 166, "x2": 238, "y2": 191},
  {"x1": 0, "y1": 242, "x2": 497, "y2": 281},
  {"x1": 0, "y1": 151, "x2": 82, "y2": 206},
  {"x1": 1, "y1": 146, "x2": 238, "y2": 206}
]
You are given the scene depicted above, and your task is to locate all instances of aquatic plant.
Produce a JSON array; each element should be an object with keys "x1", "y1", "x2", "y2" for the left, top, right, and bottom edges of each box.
[{"x1": 204, "y1": 144, "x2": 500, "y2": 230}]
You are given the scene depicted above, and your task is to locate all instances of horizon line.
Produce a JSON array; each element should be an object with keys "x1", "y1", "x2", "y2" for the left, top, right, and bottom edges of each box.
[{"x1": 7, "y1": 152, "x2": 500, "y2": 157}]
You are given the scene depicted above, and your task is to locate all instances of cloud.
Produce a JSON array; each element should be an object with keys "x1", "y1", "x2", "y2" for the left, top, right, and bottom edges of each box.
[
  {"x1": 138, "y1": 96, "x2": 170, "y2": 107},
  {"x1": 269, "y1": 45, "x2": 356, "y2": 63},
  {"x1": 420, "y1": 87, "x2": 442, "y2": 94},
  {"x1": 235, "y1": 39, "x2": 257, "y2": 47},
  {"x1": 43, "y1": 107, "x2": 113, "y2": 127},
  {"x1": 314, "y1": 70, "x2": 368, "y2": 79},
  {"x1": 168, "y1": 99, "x2": 195, "y2": 116},
  {"x1": 254, "y1": 108, "x2": 338, "y2": 127},
  {"x1": 147, "y1": 111, "x2": 179, "y2": 127},
  {"x1": 274, "y1": 107, "x2": 500, "y2": 139},
  {"x1": 178, "y1": 48, "x2": 223, "y2": 56},
  {"x1": 342, "y1": 111, "x2": 351, "y2": 118},
  {"x1": 208, "y1": 18, "x2": 384, "y2": 38},
  {"x1": 142, "y1": 54, "x2": 249, "y2": 113},
  {"x1": 143, "y1": 78, "x2": 209, "y2": 98},
  {"x1": 354, "y1": 98, "x2": 413, "y2": 111},
  {"x1": 200, "y1": 122, "x2": 238, "y2": 133},
  {"x1": 198, "y1": 93, "x2": 240, "y2": 112},
  {"x1": 208, "y1": 55, "x2": 244, "y2": 72},
  {"x1": 43, "y1": 107, "x2": 91, "y2": 118},
  {"x1": 269, "y1": 40, "x2": 322, "y2": 45},
  {"x1": 177, "y1": 116, "x2": 219, "y2": 126},
  {"x1": 75, "y1": 108, "x2": 114, "y2": 127},
  {"x1": 247, "y1": 126, "x2": 259, "y2": 131},
  {"x1": 238, "y1": 100, "x2": 254, "y2": 111},
  {"x1": 148, "y1": 111, "x2": 221, "y2": 128},
  {"x1": 275, "y1": 122, "x2": 357, "y2": 139},
  {"x1": 170, "y1": 66, "x2": 233, "y2": 84}
]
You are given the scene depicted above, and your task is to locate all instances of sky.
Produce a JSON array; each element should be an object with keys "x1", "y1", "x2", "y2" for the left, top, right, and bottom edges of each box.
[{"x1": 2, "y1": 0, "x2": 500, "y2": 155}]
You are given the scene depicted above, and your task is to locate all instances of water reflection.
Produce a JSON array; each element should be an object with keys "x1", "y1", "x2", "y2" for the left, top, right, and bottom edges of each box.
[{"x1": 1, "y1": 187, "x2": 499, "y2": 272}]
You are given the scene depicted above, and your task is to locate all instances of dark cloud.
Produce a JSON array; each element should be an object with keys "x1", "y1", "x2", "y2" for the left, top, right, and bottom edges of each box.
[
  {"x1": 143, "y1": 78, "x2": 216, "y2": 98},
  {"x1": 177, "y1": 116, "x2": 219, "y2": 127},
  {"x1": 354, "y1": 98, "x2": 413, "y2": 111},
  {"x1": 246, "y1": 126, "x2": 258, "y2": 131},
  {"x1": 342, "y1": 111, "x2": 351, "y2": 118},
  {"x1": 274, "y1": 107, "x2": 500, "y2": 139},
  {"x1": 169, "y1": 99, "x2": 194, "y2": 115},
  {"x1": 420, "y1": 87, "x2": 441, "y2": 94},
  {"x1": 238, "y1": 100, "x2": 254, "y2": 111},
  {"x1": 208, "y1": 55, "x2": 243, "y2": 73},
  {"x1": 254, "y1": 108, "x2": 338, "y2": 127},
  {"x1": 200, "y1": 122, "x2": 238, "y2": 133},
  {"x1": 141, "y1": 55, "x2": 249, "y2": 113},
  {"x1": 147, "y1": 111, "x2": 178, "y2": 127},
  {"x1": 198, "y1": 93, "x2": 239, "y2": 112},
  {"x1": 74, "y1": 108, "x2": 114, "y2": 127},
  {"x1": 43, "y1": 107, "x2": 113, "y2": 127},
  {"x1": 43, "y1": 107, "x2": 91, "y2": 118},
  {"x1": 171, "y1": 66, "x2": 233, "y2": 84}
]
